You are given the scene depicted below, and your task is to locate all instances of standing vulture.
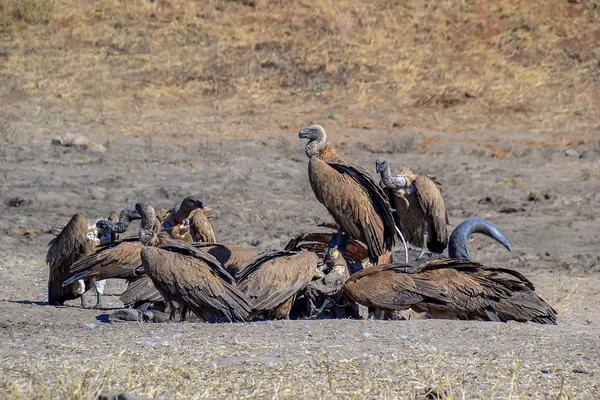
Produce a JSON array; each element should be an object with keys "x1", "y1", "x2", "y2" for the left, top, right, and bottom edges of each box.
[
  {"x1": 59, "y1": 207, "x2": 141, "y2": 307},
  {"x1": 299, "y1": 125, "x2": 401, "y2": 264},
  {"x1": 48, "y1": 207, "x2": 140, "y2": 306},
  {"x1": 47, "y1": 214, "x2": 97, "y2": 306},
  {"x1": 234, "y1": 250, "x2": 322, "y2": 320},
  {"x1": 376, "y1": 158, "x2": 449, "y2": 259},
  {"x1": 343, "y1": 219, "x2": 556, "y2": 324},
  {"x1": 137, "y1": 202, "x2": 250, "y2": 322}
]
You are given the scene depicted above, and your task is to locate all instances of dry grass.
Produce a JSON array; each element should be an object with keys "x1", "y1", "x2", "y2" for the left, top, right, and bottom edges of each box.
[{"x1": 0, "y1": 0, "x2": 599, "y2": 137}]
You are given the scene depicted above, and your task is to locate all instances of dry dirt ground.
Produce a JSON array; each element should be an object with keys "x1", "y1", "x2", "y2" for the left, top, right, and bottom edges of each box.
[{"x1": 0, "y1": 123, "x2": 599, "y2": 399}]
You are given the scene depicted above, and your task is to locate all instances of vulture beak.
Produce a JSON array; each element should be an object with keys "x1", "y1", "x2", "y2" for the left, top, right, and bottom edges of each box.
[
  {"x1": 298, "y1": 129, "x2": 309, "y2": 139},
  {"x1": 313, "y1": 268, "x2": 325, "y2": 279},
  {"x1": 375, "y1": 162, "x2": 384, "y2": 174},
  {"x1": 196, "y1": 200, "x2": 205, "y2": 209}
]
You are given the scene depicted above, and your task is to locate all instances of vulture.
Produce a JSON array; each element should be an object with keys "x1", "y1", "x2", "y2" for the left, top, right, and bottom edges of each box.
[
  {"x1": 160, "y1": 197, "x2": 205, "y2": 242},
  {"x1": 234, "y1": 250, "x2": 322, "y2": 320},
  {"x1": 376, "y1": 157, "x2": 449, "y2": 260},
  {"x1": 60, "y1": 207, "x2": 141, "y2": 308},
  {"x1": 137, "y1": 202, "x2": 251, "y2": 322},
  {"x1": 47, "y1": 214, "x2": 97, "y2": 306},
  {"x1": 48, "y1": 207, "x2": 140, "y2": 307},
  {"x1": 187, "y1": 208, "x2": 216, "y2": 243},
  {"x1": 191, "y1": 242, "x2": 258, "y2": 277},
  {"x1": 284, "y1": 231, "x2": 368, "y2": 268},
  {"x1": 63, "y1": 198, "x2": 204, "y2": 309},
  {"x1": 343, "y1": 219, "x2": 557, "y2": 324},
  {"x1": 118, "y1": 241, "x2": 259, "y2": 309},
  {"x1": 299, "y1": 125, "x2": 404, "y2": 264}
]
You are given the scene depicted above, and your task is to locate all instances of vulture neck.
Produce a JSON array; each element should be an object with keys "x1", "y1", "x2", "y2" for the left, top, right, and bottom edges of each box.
[
  {"x1": 139, "y1": 215, "x2": 158, "y2": 246},
  {"x1": 305, "y1": 134, "x2": 326, "y2": 158},
  {"x1": 380, "y1": 166, "x2": 395, "y2": 188}
]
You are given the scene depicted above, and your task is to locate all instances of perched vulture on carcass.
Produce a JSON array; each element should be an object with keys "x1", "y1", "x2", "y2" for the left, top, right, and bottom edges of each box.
[
  {"x1": 343, "y1": 219, "x2": 556, "y2": 324},
  {"x1": 137, "y1": 202, "x2": 250, "y2": 322}
]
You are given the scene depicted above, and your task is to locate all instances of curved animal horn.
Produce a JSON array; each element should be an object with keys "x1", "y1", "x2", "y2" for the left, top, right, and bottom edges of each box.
[{"x1": 448, "y1": 219, "x2": 511, "y2": 261}]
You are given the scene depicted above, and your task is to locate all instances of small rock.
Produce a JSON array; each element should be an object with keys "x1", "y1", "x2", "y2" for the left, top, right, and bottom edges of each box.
[
  {"x1": 87, "y1": 142, "x2": 107, "y2": 153},
  {"x1": 565, "y1": 148, "x2": 579, "y2": 157},
  {"x1": 7, "y1": 197, "x2": 31, "y2": 207}
]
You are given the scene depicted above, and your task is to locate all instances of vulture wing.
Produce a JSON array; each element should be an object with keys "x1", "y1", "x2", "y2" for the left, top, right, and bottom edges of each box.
[
  {"x1": 47, "y1": 214, "x2": 96, "y2": 305},
  {"x1": 190, "y1": 242, "x2": 259, "y2": 278},
  {"x1": 235, "y1": 251, "x2": 320, "y2": 312},
  {"x1": 64, "y1": 241, "x2": 143, "y2": 284},
  {"x1": 189, "y1": 209, "x2": 216, "y2": 243},
  {"x1": 309, "y1": 157, "x2": 395, "y2": 260},
  {"x1": 141, "y1": 247, "x2": 250, "y2": 322},
  {"x1": 119, "y1": 274, "x2": 163, "y2": 307},
  {"x1": 156, "y1": 237, "x2": 236, "y2": 285},
  {"x1": 413, "y1": 174, "x2": 449, "y2": 252}
]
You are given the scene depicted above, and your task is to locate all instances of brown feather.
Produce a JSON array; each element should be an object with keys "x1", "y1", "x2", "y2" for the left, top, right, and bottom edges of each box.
[
  {"x1": 46, "y1": 214, "x2": 96, "y2": 305},
  {"x1": 344, "y1": 258, "x2": 556, "y2": 324},
  {"x1": 235, "y1": 250, "x2": 321, "y2": 319},
  {"x1": 188, "y1": 208, "x2": 216, "y2": 243},
  {"x1": 308, "y1": 151, "x2": 395, "y2": 261},
  {"x1": 191, "y1": 242, "x2": 259, "y2": 277},
  {"x1": 141, "y1": 242, "x2": 250, "y2": 323}
]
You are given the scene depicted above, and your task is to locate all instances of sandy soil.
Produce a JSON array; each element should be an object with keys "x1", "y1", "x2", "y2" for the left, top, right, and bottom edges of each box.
[{"x1": 0, "y1": 126, "x2": 599, "y2": 399}]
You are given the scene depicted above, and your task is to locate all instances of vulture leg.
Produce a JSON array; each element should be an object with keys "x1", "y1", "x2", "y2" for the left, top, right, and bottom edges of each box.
[
  {"x1": 80, "y1": 295, "x2": 86, "y2": 308},
  {"x1": 93, "y1": 279, "x2": 106, "y2": 309},
  {"x1": 417, "y1": 221, "x2": 429, "y2": 260},
  {"x1": 180, "y1": 306, "x2": 189, "y2": 322},
  {"x1": 169, "y1": 306, "x2": 177, "y2": 322}
]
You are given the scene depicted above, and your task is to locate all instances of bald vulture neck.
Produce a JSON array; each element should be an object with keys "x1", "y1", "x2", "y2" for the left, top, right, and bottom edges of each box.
[
  {"x1": 139, "y1": 217, "x2": 158, "y2": 246},
  {"x1": 305, "y1": 134, "x2": 326, "y2": 159}
]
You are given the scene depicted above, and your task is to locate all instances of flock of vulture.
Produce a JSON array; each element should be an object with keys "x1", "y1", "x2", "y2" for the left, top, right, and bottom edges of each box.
[{"x1": 46, "y1": 125, "x2": 557, "y2": 324}]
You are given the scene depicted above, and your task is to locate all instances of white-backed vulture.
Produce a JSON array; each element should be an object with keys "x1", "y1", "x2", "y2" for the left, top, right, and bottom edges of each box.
[
  {"x1": 48, "y1": 207, "x2": 140, "y2": 307},
  {"x1": 344, "y1": 258, "x2": 556, "y2": 324},
  {"x1": 234, "y1": 250, "x2": 322, "y2": 320},
  {"x1": 187, "y1": 208, "x2": 216, "y2": 243},
  {"x1": 376, "y1": 157, "x2": 449, "y2": 259},
  {"x1": 47, "y1": 214, "x2": 97, "y2": 306},
  {"x1": 299, "y1": 125, "x2": 399, "y2": 264},
  {"x1": 344, "y1": 219, "x2": 556, "y2": 324},
  {"x1": 137, "y1": 202, "x2": 251, "y2": 322},
  {"x1": 118, "y1": 242, "x2": 258, "y2": 309}
]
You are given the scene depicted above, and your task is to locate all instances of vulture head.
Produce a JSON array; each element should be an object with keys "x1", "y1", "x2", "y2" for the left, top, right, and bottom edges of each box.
[
  {"x1": 181, "y1": 196, "x2": 204, "y2": 211},
  {"x1": 299, "y1": 124, "x2": 327, "y2": 158},
  {"x1": 375, "y1": 157, "x2": 389, "y2": 174},
  {"x1": 135, "y1": 202, "x2": 159, "y2": 245},
  {"x1": 448, "y1": 219, "x2": 512, "y2": 261},
  {"x1": 170, "y1": 196, "x2": 205, "y2": 225},
  {"x1": 96, "y1": 206, "x2": 141, "y2": 236}
]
